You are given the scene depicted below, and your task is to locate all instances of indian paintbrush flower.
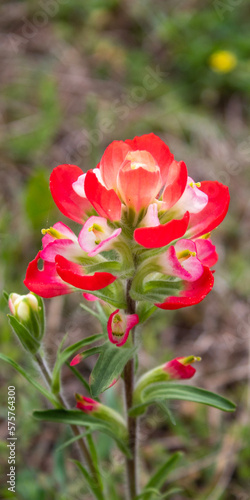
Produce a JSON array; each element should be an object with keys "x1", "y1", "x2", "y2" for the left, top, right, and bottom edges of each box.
[{"x1": 23, "y1": 133, "x2": 229, "y2": 313}]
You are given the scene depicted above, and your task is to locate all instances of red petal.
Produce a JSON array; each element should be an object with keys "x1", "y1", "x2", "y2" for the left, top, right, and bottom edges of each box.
[
  {"x1": 134, "y1": 212, "x2": 190, "y2": 249},
  {"x1": 55, "y1": 255, "x2": 116, "y2": 291},
  {"x1": 156, "y1": 266, "x2": 214, "y2": 310},
  {"x1": 125, "y1": 133, "x2": 174, "y2": 186},
  {"x1": 162, "y1": 161, "x2": 188, "y2": 210},
  {"x1": 84, "y1": 170, "x2": 122, "y2": 221},
  {"x1": 187, "y1": 181, "x2": 230, "y2": 238},
  {"x1": 24, "y1": 252, "x2": 72, "y2": 298},
  {"x1": 50, "y1": 164, "x2": 93, "y2": 224},
  {"x1": 100, "y1": 141, "x2": 131, "y2": 190}
]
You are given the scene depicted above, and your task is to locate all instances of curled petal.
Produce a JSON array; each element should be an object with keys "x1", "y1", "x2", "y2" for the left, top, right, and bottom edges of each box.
[
  {"x1": 50, "y1": 165, "x2": 93, "y2": 224},
  {"x1": 125, "y1": 133, "x2": 174, "y2": 187},
  {"x1": 100, "y1": 141, "x2": 131, "y2": 190},
  {"x1": 55, "y1": 255, "x2": 116, "y2": 291},
  {"x1": 78, "y1": 216, "x2": 121, "y2": 256},
  {"x1": 187, "y1": 181, "x2": 230, "y2": 238},
  {"x1": 84, "y1": 170, "x2": 122, "y2": 221},
  {"x1": 107, "y1": 309, "x2": 139, "y2": 347},
  {"x1": 173, "y1": 177, "x2": 208, "y2": 215},
  {"x1": 134, "y1": 212, "x2": 190, "y2": 249},
  {"x1": 195, "y1": 238, "x2": 218, "y2": 267},
  {"x1": 156, "y1": 266, "x2": 214, "y2": 310},
  {"x1": 117, "y1": 150, "x2": 162, "y2": 212},
  {"x1": 24, "y1": 252, "x2": 73, "y2": 298},
  {"x1": 161, "y1": 240, "x2": 203, "y2": 282},
  {"x1": 162, "y1": 161, "x2": 188, "y2": 210},
  {"x1": 42, "y1": 222, "x2": 77, "y2": 248}
]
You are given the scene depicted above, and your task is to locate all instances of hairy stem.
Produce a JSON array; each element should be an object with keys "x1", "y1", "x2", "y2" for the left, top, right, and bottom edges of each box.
[
  {"x1": 34, "y1": 352, "x2": 103, "y2": 494},
  {"x1": 124, "y1": 279, "x2": 138, "y2": 499}
]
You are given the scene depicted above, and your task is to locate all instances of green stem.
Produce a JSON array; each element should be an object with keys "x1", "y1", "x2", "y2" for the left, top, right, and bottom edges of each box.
[
  {"x1": 124, "y1": 280, "x2": 139, "y2": 499},
  {"x1": 34, "y1": 352, "x2": 104, "y2": 498}
]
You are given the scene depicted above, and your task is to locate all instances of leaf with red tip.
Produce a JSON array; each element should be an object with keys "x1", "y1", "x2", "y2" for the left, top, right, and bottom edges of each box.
[
  {"x1": 24, "y1": 252, "x2": 73, "y2": 298},
  {"x1": 84, "y1": 170, "x2": 122, "y2": 221},
  {"x1": 134, "y1": 212, "x2": 190, "y2": 249},
  {"x1": 50, "y1": 164, "x2": 93, "y2": 224},
  {"x1": 155, "y1": 266, "x2": 214, "y2": 310},
  {"x1": 55, "y1": 255, "x2": 116, "y2": 291},
  {"x1": 162, "y1": 161, "x2": 188, "y2": 210},
  {"x1": 187, "y1": 181, "x2": 230, "y2": 238},
  {"x1": 125, "y1": 133, "x2": 174, "y2": 186}
]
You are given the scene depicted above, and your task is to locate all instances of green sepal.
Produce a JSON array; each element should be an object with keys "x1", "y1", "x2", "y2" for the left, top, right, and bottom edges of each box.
[
  {"x1": 137, "y1": 302, "x2": 157, "y2": 323},
  {"x1": 90, "y1": 342, "x2": 137, "y2": 397},
  {"x1": 8, "y1": 315, "x2": 40, "y2": 354}
]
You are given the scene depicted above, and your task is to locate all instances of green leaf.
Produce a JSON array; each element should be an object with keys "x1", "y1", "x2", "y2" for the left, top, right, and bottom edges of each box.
[
  {"x1": 51, "y1": 334, "x2": 104, "y2": 394},
  {"x1": 0, "y1": 353, "x2": 60, "y2": 407},
  {"x1": 90, "y1": 342, "x2": 137, "y2": 397},
  {"x1": 8, "y1": 315, "x2": 40, "y2": 353},
  {"x1": 72, "y1": 460, "x2": 104, "y2": 500},
  {"x1": 137, "y1": 302, "x2": 157, "y2": 323},
  {"x1": 33, "y1": 409, "x2": 131, "y2": 457},
  {"x1": 66, "y1": 362, "x2": 91, "y2": 394},
  {"x1": 2, "y1": 290, "x2": 9, "y2": 303},
  {"x1": 55, "y1": 430, "x2": 93, "y2": 453},
  {"x1": 144, "y1": 452, "x2": 182, "y2": 496},
  {"x1": 143, "y1": 384, "x2": 236, "y2": 412}
]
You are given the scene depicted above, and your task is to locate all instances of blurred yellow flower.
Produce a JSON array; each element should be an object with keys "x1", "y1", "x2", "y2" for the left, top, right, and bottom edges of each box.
[{"x1": 209, "y1": 50, "x2": 237, "y2": 73}]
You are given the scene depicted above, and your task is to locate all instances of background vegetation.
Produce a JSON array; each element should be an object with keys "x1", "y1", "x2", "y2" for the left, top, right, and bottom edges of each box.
[{"x1": 1, "y1": 0, "x2": 250, "y2": 498}]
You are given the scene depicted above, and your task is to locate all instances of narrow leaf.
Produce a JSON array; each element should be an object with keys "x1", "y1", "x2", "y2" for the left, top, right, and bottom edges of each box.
[
  {"x1": 55, "y1": 429, "x2": 93, "y2": 453},
  {"x1": 143, "y1": 384, "x2": 236, "y2": 412},
  {"x1": 0, "y1": 353, "x2": 60, "y2": 407},
  {"x1": 33, "y1": 409, "x2": 131, "y2": 457},
  {"x1": 72, "y1": 459, "x2": 104, "y2": 500},
  {"x1": 145, "y1": 452, "x2": 182, "y2": 493},
  {"x1": 51, "y1": 334, "x2": 104, "y2": 393},
  {"x1": 66, "y1": 362, "x2": 91, "y2": 393},
  {"x1": 90, "y1": 343, "x2": 137, "y2": 397}
]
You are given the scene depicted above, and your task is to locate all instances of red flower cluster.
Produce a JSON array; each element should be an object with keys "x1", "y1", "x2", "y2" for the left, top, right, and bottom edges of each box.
[{"x1": 24, "y1": 134, "x2": 229, "y2": 323}]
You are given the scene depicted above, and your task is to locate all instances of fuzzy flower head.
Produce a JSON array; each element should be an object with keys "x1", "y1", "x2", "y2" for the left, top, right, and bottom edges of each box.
[{"x1": 23, "y1": 134, "x2": 229, "y2": 315}]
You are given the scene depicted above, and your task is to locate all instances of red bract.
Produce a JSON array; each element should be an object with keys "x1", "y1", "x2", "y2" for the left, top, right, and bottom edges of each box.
[
  {"x1": 24, "y1": 252, "x2": 73, "y2": 298},
  {"x1": 55, "y1": 255, "x2": 117, "y2": 291},
  {"x1": 76, "y1": 395, "x2": 99, "y2": 413},
  {"x1": 163, "y1": 356, "x2": 199, "y2": 379},
  {"x1": 50, "y1": 165, "x2": 93, "y2": 224},
  {"x1": 134, "y1": 212, "x2": 190, "y2": 249},
  {"x1": 155, "y1": 267, "x2": 214, "y2": 310},
  {"x1": 187, "y1": 181, "x2": 230, "y2": 238}
]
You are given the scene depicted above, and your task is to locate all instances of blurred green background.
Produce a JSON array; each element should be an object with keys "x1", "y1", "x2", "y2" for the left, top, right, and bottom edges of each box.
[{"x1": 1, "y1": 0, "x2": 250, "y2": 499}]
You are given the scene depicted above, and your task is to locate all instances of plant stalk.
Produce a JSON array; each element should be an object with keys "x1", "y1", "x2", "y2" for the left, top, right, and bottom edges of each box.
[
  {"x1": 124, "y1": 279, "x2": 138, "y2": 499},
  {"x1": 34, "y1": 352, "x2": 103, "y2": 493}
]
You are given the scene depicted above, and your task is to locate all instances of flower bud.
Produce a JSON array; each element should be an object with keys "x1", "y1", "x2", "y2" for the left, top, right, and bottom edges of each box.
[
  {"x1": 8, "y1": 292, "x2": 45, "y2": 354},
  {"x1": 107, "y1": 309, "x2": 139, "y2": 347},
  {"x1": 134, "y1": 355, "x2": 200, "y2": 403},
  {"x1": 76, "y1": 394, "x2": 127, "y2": 438}
]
